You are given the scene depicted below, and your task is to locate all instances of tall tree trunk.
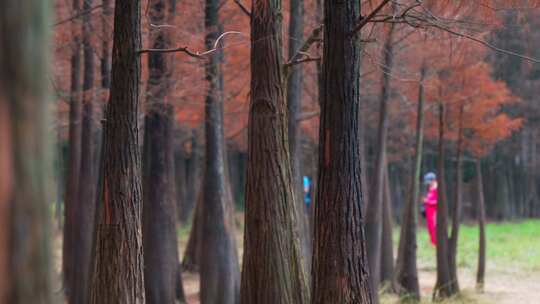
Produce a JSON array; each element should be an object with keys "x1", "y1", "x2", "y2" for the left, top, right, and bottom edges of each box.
[
  {"x1": 182, "y1": 195, "x2": 202, "y2": 272},
  {"x1": 142, "y1": 1, "x2": 185, "y2": 303},
  {"x1": 199, "y1": 1, "x2": 241, "y2": 303},
  {"x1": 101, "y1": 0, "x2": 111, "y2": 90},
  {"x1": 475, "y1": 159, "x2": 487, "y2": 291},
  {"x1": 287, "y1": 0, "x2": 311, "y2": 278},
  {"x1": 88, "y1": 0, "x2": 145, "y2": 303},
  {"x1": 72, "y1": 1, "x2": 98, "y2": 302},
  {"x1": 380, "y1": 163, "x2": 394, "y2": 287},
  {"x1": 312, "y1": 1, "x2": 372, "y2": 303},
  {"x1": 365, "y1": 16, "x2": 396, "y2": 297},
  {"x1": 63, "y1": 0, "x2": 82, "y2": 298},
  {"x1": 394, "y1": 64, "x2": 425, "y2": 300},
  {"x1": 241, "y1": 1, "x2": 309, "y2": 303},
  {"x1": 0, "y1": 0, "x2": 52, "y2": 302},
  {"x1": 448, "y1": 104, "x2": 465, "y2": 292},
  {"x1": 180, "y1": 130, "x2": 201, "y2": 224},
  {"x1": 433, "y1": 102, "x2": 454, "y2": 300}
]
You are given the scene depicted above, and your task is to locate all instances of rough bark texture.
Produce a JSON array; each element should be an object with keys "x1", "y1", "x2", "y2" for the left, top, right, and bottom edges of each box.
[
  {"x1": 433, "y1": 103, "x2": 454, "y2": 300},
  {"x1": 475, "y1": 159, "x2": 487, "y2": 291},
  {"x1": 287, "y1": 0, "x2": 311, "y2": 277},
  {"x1": 72, "y1": 1, "x2": 98, "y2": 302},
  {"x1": 199, "y1": 0, "x2": 241, "y2": 303},
  {"x1": 394, "y1": 64, "x2": 425, "y2": 300},
  {"x1": 63, "y1": 0, "x2": 82, "y2": 298},
  {"x1": 380, "y1": 164, "x2": 394, "y2": 286},
  {"x1": 448, "y1": 104, "x2": 465, "y2": 292},
  {"x1": 141, "y1": 1, "x2": 185, "y2": 303},
  {"x1": 0, "y1": 1, "x2": 52, "y2": 302},
  {"x1": 88, "y1": 0, "x2": 145, "y2": 303},
  {"x1": 312, "y1": 1, "x2": 372, "y2": 303},
  {"x1": 365, "y1": 19, "x2": 396, "y2": 297},
  {"x1": 241, "y1": 1, "x2": 309, "y2": 303}
]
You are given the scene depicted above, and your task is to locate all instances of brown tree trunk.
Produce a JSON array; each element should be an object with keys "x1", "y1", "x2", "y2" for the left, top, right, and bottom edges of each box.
[
  {"x1": 0, "y1": 1, "x2": 52, "y2": 302},
  {"x1": 240, "y1": 1, "x2": 309, "y2": 303},
  {"x1": 63, "y1": 0, "x2": 82, "y2": 299},
  {"x1": 475, "y1": 159, "x2": 487, "y2": 291},
  {"x1": 448, "y1": 104, "x2": 465, "y2": 292},
  {"x1": 433, "y1": 102, "x2": 455, "y2": 300},
  {"x1": 364, "y1": 16, "x2": 396, "y2": 298},
  {"x1": 141, "y1": 1, "x2": 185, "y2": 303},
  {"x1": 88, "y1": 0, "x2": 145, "y2": 303},
  {"x1": 72, "y1": 1, "x2": 98, "y2": 302},
  {"x1": 182, "y1": 195, "x2": 202, "y2": 272},
  {"x1": 380, "y1": 163, "x2": 394, "y2": 287},
  {"x1": 101, "y1": 0, "x2": 111, "y2": 90},
  {"x1": 394, "y1": 64, "x2": 425, "y2": 300},
  {"x1": 312, "y1": 1, "x2": 372, "y2": 303},
  {"x1": 287, "y1": 0, "x2": 311, "y2": 278},
  {"x1": 180, "y1": 130, "x2": 202, "y2": 224},
  {"x1": 199, "y1": 0, "x2": 241, "y2": 303}
]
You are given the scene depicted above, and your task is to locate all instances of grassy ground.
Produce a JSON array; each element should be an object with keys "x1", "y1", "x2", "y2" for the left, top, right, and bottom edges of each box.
[
  {"x1": 178, "y1": 218, "x2": 540, "y2": 303},
  {"x1": 380, "y1": 220, "x2": 540, "y2": 303}
]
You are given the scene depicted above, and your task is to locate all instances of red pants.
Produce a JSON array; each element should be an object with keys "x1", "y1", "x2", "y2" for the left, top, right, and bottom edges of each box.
[{"x1": 425, "y1": 204, "x2": 437, "y2": 246}]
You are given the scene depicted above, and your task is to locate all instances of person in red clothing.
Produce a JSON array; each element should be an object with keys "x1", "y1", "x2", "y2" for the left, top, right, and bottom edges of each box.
[{"x1": 423, "y1": 172, "x2": 438, "y2": 246}]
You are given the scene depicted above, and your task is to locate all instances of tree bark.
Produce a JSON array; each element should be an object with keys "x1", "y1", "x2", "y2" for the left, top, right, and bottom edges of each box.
[
  {"x1": 180, "y1": 130, "x2": 202, "y2": 224},
  {"x1": 199, "y1": 0, "x2": 241, "y2": 303},
  {"x1": 475, "y1": 159, "x2": 487, "y2": 291},
  {"x1": 364, "y1": 17, "x2": 396, "y2": 298},
  {"x1": 380, "y1": 163, "x2": 394, "y2": 287},
  {"x1": 287, "y1": 0, "x2": 311, "y2": 278},
  {"x1": 0, "y1": 0, "x2": 52, "y2": 302},
  {"x1": 448, "y1": 103, "x2": 465, "y2": 293},
  {"x1": 240, "y1": 1, "x2": 309, "y2": 303},
  {"x1": 182, "y1": 195, "x2": 202, "y2": 272},
  {"x1": 63, "y1": 0, "x2": 82, "y2": 298},
  {"x1": 433, "y1": 102, "x2": 454, "y2": 300},
  {"x1": 141, "y1": 1, "x2": 185, "y2": 303},
  {"x1": 72, "y1": 1, "x2": 98, "y2": 302},
  {"x1": 394, "y1": 64, "x2": 425, "y2": 300},
  {"x1": 312, "y1": 1, "x2": 372, "y2": 303},
  {"x1": 88, "y1": 0, "x2": 145, "y2": 303}
]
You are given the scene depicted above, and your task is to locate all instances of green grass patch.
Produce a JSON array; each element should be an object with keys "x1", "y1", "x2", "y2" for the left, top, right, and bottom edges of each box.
[{"x1": 402, "y1": 220, "x2": 540, "y2": 273}]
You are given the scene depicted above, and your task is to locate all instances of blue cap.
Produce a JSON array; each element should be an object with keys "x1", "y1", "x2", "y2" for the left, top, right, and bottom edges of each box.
[{"x1": 424, "y1": 172, "x2": 436, "y2": 184}]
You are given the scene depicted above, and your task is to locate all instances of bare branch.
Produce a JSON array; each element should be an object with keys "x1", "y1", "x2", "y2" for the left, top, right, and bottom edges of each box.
[
  {"x1": 285, "y1": 56, "x2": 321, "y2": 68},
  {"x1": 138, "y1": 47, "x2": 203, "y2": 58},
  {"x1": 233, "y1": 0, "x2": 251, "y2": 17},
  {"x1": 349, "y1": 0, "x2": 392, "y2": 37},
  {"x1": 54, "y1": 4, "x2": 103, "y2": 26},
  {"x1": 287, "y1": 24, "x2": 323, "y2": 63},
  {"x1": 296, "y1": 111, "x2": 320, "y2": 122}
]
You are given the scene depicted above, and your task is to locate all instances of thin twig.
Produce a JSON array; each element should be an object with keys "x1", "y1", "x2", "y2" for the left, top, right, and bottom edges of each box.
[
  {"x1": 350, "y1": 0, "x2": 392, "y2": 36},
  {"x1": 233, "y1": 0, "x2": 251, "y2": 17},
  {"x1": 54, "y1": 4, "x2": 104, "y2": 26},
  {"x1": 138, "y1": 47, "x2": 203, "y2": 58}
]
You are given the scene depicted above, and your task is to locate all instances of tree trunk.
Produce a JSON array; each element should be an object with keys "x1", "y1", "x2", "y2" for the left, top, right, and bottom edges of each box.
[
  {"x1": 240, "y1": 1, "x2": 309, "y2": 303},
  {"x1": 312, "y1": 1, "x2": 372, "y2": 303},
  {"x1": 199, "y1": 1, "x2": 241, "y2": 303},
  {"x1": 433, "y1": 102, "x2": 454, "y2": 300},
  {"x1": 394, "y1": 64, "x2": 425, "y2": 300},
  {"x1": 475, "y1": 159, "x2": 487, "y2": 291},
  {"x1": 63, "y1": 0, "x2": 82, "y2": 298},
  {"x1": 448, "y1": 104, "x2": 465, "y2": 293},
  {"x1": 0, "y1": 0, "x2": 52, "y2": 302},
  {"x1": 141, "y1": 1, "x2": 185, "y2": 303},
  {"x1": 180, "y1": 130, "x2": 201, "y2": 224},
  {"x1": 364, "y1": 17, "x2": 396, "y2": 298},
  {"x1": 380, "y1": 163, "x2": 394, "y2": 287},
  {"x1": 72, "y1": 1, "x2": 98, "y2": 302},
  {"x1": 287, "y1": 0, "x2": 311, "y2": 278},
  {"x1": 182, "y1": 195, "x2": 202, "y2": 272},
  {"x1": 88, "y1": 0, "x2": 145, "y2": 303}
]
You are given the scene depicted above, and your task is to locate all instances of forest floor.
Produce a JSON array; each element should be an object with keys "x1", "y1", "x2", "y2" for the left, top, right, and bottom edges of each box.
[{"x1": 52, "y1": 218, "x2": 540, "y2": 303}]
